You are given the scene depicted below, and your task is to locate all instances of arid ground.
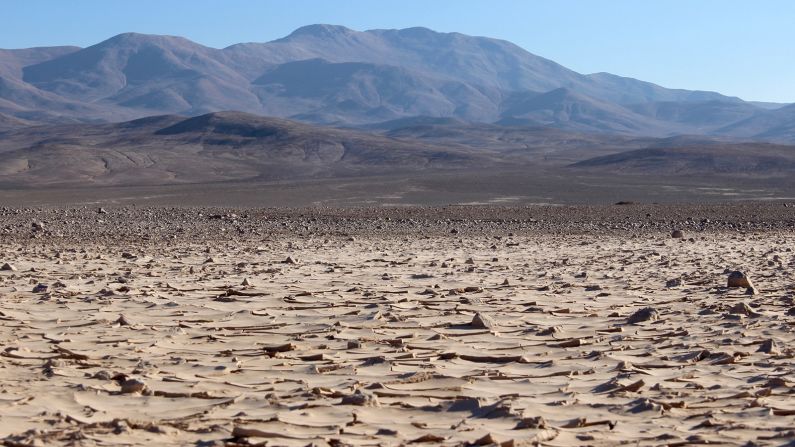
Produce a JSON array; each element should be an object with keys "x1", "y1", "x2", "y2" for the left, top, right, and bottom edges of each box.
[{"x1": 1, "y1": 204, "x2": 794, "y2": 446}]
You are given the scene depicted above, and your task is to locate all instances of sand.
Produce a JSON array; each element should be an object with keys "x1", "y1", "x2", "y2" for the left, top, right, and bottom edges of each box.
[{"x1": 1, "y1": 205, "x2": 794, "y2": 446}]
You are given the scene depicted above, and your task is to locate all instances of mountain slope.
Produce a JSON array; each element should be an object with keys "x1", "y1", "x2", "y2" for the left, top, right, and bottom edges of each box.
[
  {"x1": 22, "y1": 33, "x2": 261, "y2": 116},
  {"x1": 0, "y1": 111, "x2": 33, "y2": 130},
  {"x1": 0, "y1": 46, "x2": 80, "y2": 82},
  {"x1": 497, "y1": 88, "x2": 672, "y2": 135},
  {"x1": 715, "y1": 103, "x2": 795, "y2": 142},
  {"x1": 627, "y1": 100, "x2": 760, "y2": 133}
]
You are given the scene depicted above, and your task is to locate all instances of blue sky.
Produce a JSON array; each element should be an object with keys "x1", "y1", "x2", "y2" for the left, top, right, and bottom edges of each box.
[{"x1": 2, "y1": 0, "x2": 793, "y2": 102}]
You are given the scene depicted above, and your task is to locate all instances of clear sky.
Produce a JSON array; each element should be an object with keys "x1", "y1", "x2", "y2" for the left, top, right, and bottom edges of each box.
[{"x1": 2, "y1": 0, "x2": 793, "y2": 102}]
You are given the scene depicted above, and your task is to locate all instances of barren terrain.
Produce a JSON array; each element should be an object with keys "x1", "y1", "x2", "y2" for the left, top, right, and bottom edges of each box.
[{"x1": 0, "y1": 204, "x2": 794, "y2": 446}]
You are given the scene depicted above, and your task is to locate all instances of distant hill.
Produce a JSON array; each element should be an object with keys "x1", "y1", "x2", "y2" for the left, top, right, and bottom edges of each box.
[{"x1": 570, "y1": 143, "x2": 795, "y2": 176}]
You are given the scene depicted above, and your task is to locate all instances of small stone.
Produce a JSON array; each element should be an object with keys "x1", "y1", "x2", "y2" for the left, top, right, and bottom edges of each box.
[
  {"x1": 1, "y1": 263, "x2": 17, "y2": 272},
  {"x1": 729, "y1": 302, "x2": 761, "y2": 317},
  {"x1": 32, "y1": 221, "x2": 44, "y2": 231},
  {"x1": 92, "y1": 370, "x2": 113, "y2": 380},
  {"x1": 727, "y1": 271, "x2": 753, "y2": 288},
  {"x1": 120, "y1": 378, "x2": 147, "y2": 394},
  {"x1": 283, "y1": 256, "x2": 299, "y2": 264},
  {"x1": 32, "y1": 283, "x2": 48, "y2": 293},
  {"x1": 757, "y1": 339, "x2": 780, "y2": 355},
  {"x1": 241, "y1": 278, "x2": 252, "y2": 286},
  {"x1": 626, "y1": 307, "x2": 659, "y2": 324},
  {"x1": 671, "y1": 230, "x2": 684, "y2": 238},
  {"x1": 340, "y1": 390, "x2": 379, "y2": 406},
  {"x1": 537, "y1": 326, "x2": 562, "y2": 336},
  {"x1": 470, "y1": 312, "x2": 495, "y2": 329},
  {"x1": 411, "y1": 273, "x2": 434, "y2": 279},
  {"x1": 516, "y1": 416, "x2": 547, "y2": 429},
  {"x1": 472, "y1": 433, "x2": 498, "y2": 446},
  {"x1": 665, "y1": 278, "x2": 682, "y2": 288}
]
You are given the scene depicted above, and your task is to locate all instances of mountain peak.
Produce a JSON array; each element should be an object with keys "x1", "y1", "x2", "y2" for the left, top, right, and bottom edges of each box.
[
  {"x1": 98, "y1": 32, "x2": 202, "y2": 49},
  {"x1": 285, "y1": 24, "x2": 357, "y2": 39}
]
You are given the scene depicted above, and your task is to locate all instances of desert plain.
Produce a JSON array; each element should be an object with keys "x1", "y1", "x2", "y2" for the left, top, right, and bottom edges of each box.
[{"x1": 1, "y1": 203, "x2": 794, "y2": 446}]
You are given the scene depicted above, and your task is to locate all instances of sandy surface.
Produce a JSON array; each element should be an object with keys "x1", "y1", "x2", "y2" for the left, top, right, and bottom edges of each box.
[{"x1": 1, "y1": 205, "x2": 794, "y2": 446}]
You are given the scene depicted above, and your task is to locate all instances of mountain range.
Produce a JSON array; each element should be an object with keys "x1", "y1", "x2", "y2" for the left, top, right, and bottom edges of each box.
[
  {"x1": 2, "y1": 24, "x2": 795, "y2": 201},
  {"x1": 1, "y1": 24, "x2": 792, "y2": 141}
]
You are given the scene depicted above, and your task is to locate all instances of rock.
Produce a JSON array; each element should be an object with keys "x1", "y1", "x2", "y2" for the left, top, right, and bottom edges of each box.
[
  {"x1": 340, "y1": 390, "x2": 379, "y2": 406},
  {"x1": 120, "y1": 378, "x2": 147, "y2": 394},
  {"x1": 757, "y1": 339, "x2": 780, "y2": 355},
  {"x1": 31, "y1": 221, "x2": 44, "y2": 231},
  {"x1": 411, "y1": 273, "x2": 434, "y2": 279},
  {"x1": 283, "y1": 256, "x2": 299, "y2": 264},
  {"x1": 727, "y1": 271, "x2": 753, "y2": 288},
  {"x1": 472, "y1": 433, "x2": 499, "y2": 446},
  {"x1": 626, "y1": 307, "x2": 659, "y2": 324},
  {"x1": 671, "y1": 229, "x2": 684, "y2": 238},
  {"x1": 32, "y1": 283, "x2": 48, "y2": 293},
  {"x1": 516, "y1": 416, "x2": 547, "y2": 429},
  {"x1": 1, "y1": 263, "x2": 17, "y2": 272},
  {"x1": 241, "y1": 278, "x2": 252, "y2": 286},
  {"x1": 470, "y1": 312, "x2": 495, "y2": 329},
  {"x1": 92, "y1": 370, "x2": 113, "y2": 380},
  {"x1": 729, "y1": 302, "x2": 761, "y2": 317},
  {"x1": 98, "y1": 208, "x2": 108, "y2": 214},
  {"x1": 665, "y1": 278, "x2": 682, "y2": 288},
  {"x1": 537, "y1": 326, "x2": 562, "y2": 336}
]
